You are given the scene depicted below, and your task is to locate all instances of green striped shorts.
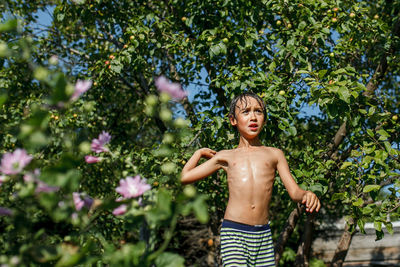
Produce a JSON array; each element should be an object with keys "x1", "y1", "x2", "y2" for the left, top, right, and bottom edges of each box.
[{"x1": 221, "y1": 220, "x2": 275, "y2": 266}]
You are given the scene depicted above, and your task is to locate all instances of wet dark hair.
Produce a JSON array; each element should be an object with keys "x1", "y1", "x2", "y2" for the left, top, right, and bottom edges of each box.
[{"x1": 228, "y1": 92, "x2": 266, "y2": 120}]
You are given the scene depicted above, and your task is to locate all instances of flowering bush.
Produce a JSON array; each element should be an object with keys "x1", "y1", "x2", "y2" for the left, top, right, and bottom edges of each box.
[{"x1": 0, "y1": 19, "x2": 207, "y2": 266}]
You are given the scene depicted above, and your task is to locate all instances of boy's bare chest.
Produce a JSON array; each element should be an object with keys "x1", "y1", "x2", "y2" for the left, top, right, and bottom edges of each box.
[{"x1": 225, "y1": 150, "x2": 276, "y2": 178}]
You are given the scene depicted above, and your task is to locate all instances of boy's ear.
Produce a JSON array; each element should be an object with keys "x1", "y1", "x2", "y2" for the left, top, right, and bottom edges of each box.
[{"x1": 229, "y1": 115, "x2": 237, "y2": 126}]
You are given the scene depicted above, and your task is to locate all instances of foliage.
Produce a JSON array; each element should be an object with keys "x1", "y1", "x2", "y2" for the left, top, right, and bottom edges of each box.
[{"x1": 0, "y1": 0, "x2": 399, "y2": 266}]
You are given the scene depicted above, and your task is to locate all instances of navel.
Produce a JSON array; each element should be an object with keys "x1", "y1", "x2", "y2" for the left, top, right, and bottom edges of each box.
[{"x1": 251, "y1": 204, "x2": 255, "y2": 209}]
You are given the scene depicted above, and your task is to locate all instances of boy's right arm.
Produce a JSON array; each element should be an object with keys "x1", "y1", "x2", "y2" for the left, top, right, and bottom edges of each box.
[{"x1": 181, "y1": 148, "x2": 222, "y2": 184}]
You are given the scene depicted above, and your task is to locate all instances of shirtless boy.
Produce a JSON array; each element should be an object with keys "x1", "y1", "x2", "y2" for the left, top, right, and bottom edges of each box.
[{"x1": 181, "y1": 92, "x2": 321, "y2": 266}]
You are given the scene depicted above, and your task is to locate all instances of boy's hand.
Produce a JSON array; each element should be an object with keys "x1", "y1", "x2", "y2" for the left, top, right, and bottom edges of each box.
[
  {"x1": 196, "y1": 148, "x2": 216, "y2": 159},
  {"x1": 302, "y1": 191, "x2": 321, "y2": 213}
]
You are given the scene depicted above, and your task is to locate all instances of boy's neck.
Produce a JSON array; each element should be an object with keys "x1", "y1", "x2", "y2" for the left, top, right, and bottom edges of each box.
[{"x1": 237, "y1": 136, "x2": 262, "y2": 148}]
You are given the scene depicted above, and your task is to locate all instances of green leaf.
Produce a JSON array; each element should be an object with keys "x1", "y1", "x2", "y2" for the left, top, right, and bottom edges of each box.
[
  {"x1": 50, "y1": 73, "x2": 69, "y2": 104},
  {"x1": 352, "y1": 198, "x2": 363, "y2": 207},
  {"x1": 110, "y1": 64, "x2": 122, "y2": 74},
  {"x1": 309, "y1": 183, "x2": 326, "y2": 196},
  {"x1": 0, "y1": 19, "x2": 18, "y2": 32},
  {"x1": 331, "y1": 192, "x2": 346, "y2": 201},
  {"x1": 338, "y1": 87, "x2": 350, "y2": 103},
  {"x1": 361, "y1": 205, "x2": 373, "y2": 214},
  {"x1": 363, "y1": 184, "x2": 381, "y2": 193},
  {"x1": 146, "y1": 189, "x2": 172, "y2": 224},
  {"x1": 318, "y1": 69, "x2": 327, "y2": 79},
  {"x1": 375, "y1": 230, "x2": 384, "y2": 241},
  {"x1": 384, "y1": 222, "x2": 393, "y2": 235},
  {"x1": 0, "y1": 94, "x2": 7, "y2": 107},
  {"x1": 357, "y1": 219, "x2": 365, "y2": 234},
  {"x1": 192, "y1": 196, "x2": 208, "y2": 223},
  {"x1": 287, "y1": 125, "x2": 297, "y2": 136},
  {"x1": 377, "y1": 129, "x2": 390, "y2": 141},
  {"x1": 210, "y1": 44, "x2": 221, "y2": 56},
  {"x1": 340, "y1": 161, "x2": 352, "y2": 169},
  {"x1": 155, "y1": 252, "x2": 185, "y2": 267},
  {"x1": 368, "y1": 106, "x2": 376, "y2": 116},
  {"x1": 374, "y1": 221, "x2": 382, "y2": 231}
]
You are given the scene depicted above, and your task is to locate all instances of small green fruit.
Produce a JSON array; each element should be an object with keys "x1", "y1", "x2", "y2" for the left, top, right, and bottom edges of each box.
[
  {"x1": 279, "y1": 90, "x2": 285, "y2": 96},
  {"x1": 160, "y1": 92, "x2": 171, "y2": 103},
  {"x1": 79, "y1": 142, "x2": 91, "y2": 154},
  {"x1": 161, "y1": 162, "x2": 176, "y2": 174},
  {"x1": 183, "y1": 185, "x2": 196, "y2": 198},
  {"x1": 174, "y1": 117, "x2": 189, "y2": 128},
  {"x1": 33, "y1": 67, "x2": 48, "y2": 81},
  {"x1": 349, "y1": 12, "x2": 356, "y2": 18},
  {"x1": 276, "y1": 20, "x2": 282, "y2": 26},
  {"x1": 163, "y1": 133, "x2": 174, "y2": 144},
  {"x1": 0, "y1": 42, "x2": 9, "y2": 57},
  {"x1": 145, "y1": 94, "x2": 158, "y2": 106},
  {"x1": 392, "y1": 115, "x2": 398, "y2": 121},
  {"x1": 159, "y1": 108, "x2": 172, "y2": 122},
  {"x1": 222, "y1": 37, "x2": 229, "y2": 44}
]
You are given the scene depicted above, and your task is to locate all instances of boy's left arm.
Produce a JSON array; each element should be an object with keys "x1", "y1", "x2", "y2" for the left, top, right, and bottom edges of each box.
[{"x1": 274, "y1": 149, "x2": 321, "y2": 213}]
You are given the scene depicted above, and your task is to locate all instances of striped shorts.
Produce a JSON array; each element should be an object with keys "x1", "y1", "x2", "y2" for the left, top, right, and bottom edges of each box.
[{"x1": 220, "y1": 220, "x2": 276, "y2": 266}]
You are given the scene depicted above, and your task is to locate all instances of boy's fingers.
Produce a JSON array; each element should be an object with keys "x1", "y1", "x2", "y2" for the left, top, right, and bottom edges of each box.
[
  {"x1": 310, "y1": 199, "x2": 321, "y2": 213},
  {"x1": 316, "y1": 201, "x2": 321, "y2": 212},
  {"x1": 310, "y1": 200, "x2": 318, "y2": 212}
]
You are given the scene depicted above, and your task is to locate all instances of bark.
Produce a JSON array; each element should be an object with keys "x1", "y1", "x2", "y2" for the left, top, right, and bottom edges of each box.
[
  {"x1": 294, "y1": 213, "x2": 315, "y2": 267},
  {"x1": 275, "y1": 204, "x2": 304, "y2": 264},
  {"x1": 330, "y1": 222, "x2": 357, "y2": 267},
  {"x1": 326, "y1": 121, "x2": 347, "y2": 160}
]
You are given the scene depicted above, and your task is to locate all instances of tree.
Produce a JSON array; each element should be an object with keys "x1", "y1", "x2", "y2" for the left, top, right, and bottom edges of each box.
[{"x1": 0, "y1": 0, "x2": 399, "y2": 266}]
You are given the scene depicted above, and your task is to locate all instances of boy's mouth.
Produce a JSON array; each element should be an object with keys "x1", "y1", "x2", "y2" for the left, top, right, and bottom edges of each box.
[{"x1": 249, "y1": 123, "x2": 258, "y2": 130}]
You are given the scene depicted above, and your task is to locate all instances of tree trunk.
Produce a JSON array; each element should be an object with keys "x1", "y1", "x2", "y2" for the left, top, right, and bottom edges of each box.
[
  {"x1": 275, "y1": 203, "x2": 304, "y2": 265},
  {"x1": 330, "y1": 221, "x2": 357, "y2": 267},
  {"x1": 294, "y1": 213, "x2": 315, "y2": 267}
]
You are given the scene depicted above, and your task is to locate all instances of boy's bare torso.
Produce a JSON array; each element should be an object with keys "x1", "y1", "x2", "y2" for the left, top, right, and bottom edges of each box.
[{"x1": 217, "y1": 146, "x2": 278, "y2": 225}]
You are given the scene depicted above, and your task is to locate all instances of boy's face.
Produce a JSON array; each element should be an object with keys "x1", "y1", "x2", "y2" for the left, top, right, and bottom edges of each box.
[{"x1": 229, "y1": 96, "x2": 265, "y2": 139}]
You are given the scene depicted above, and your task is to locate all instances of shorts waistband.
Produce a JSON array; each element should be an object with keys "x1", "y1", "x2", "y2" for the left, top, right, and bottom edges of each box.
[{"x1": 222, "y1": 219, "x2": 270, "y2": 232}]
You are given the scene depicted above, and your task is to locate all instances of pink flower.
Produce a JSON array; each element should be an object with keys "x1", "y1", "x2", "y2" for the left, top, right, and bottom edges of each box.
[
  {"x1": 36, "y1": 180, "x2": 60, "y2": 193},
  {"x1": 112, "y1": 204, "x2": 127, "y2": 216},
  {"x1": 116, "y1": 175, "x2": 151, "y2": 199},
  {"x1": 85, "y1": 155, "x2": 102, "y2": 163},
  {"x1": 91, "y1": 131, "x2": 111, "y2": 153},
  {"x1": 0, "y1": 149, "x2": 33, "y2": 175},
  {"x1": 155, "y1": 76, "x2": 187, "y2": 100},
  {"x1": 73, "y1": 192, "x2": 93, "y2": 211},
  {"x1": 0, "y1": 207, "x2": 13, "y2": 216},
  {"x1": 23, "y1": 169, "x2": 40, "y2": 182},
  {"x1": 23, "y1": 169, "x2": 59, "y2": 193},
  {"x1": 71, "y1": 79, "x2": 92, "y2": 101}
]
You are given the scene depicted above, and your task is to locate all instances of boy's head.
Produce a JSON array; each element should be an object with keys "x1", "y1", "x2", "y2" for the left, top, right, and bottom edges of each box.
[
  {"x1": 228, "y1": 92, "x2": 267, "y2": 139},
  {"x1": 228, "y1": 92, "x2": 266, "y2": 121}
]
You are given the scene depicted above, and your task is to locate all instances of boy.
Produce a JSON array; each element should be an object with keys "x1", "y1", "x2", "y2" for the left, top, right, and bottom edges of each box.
[{"x1": 181, "y1": 92, "x2": 321, "y2": 266}]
